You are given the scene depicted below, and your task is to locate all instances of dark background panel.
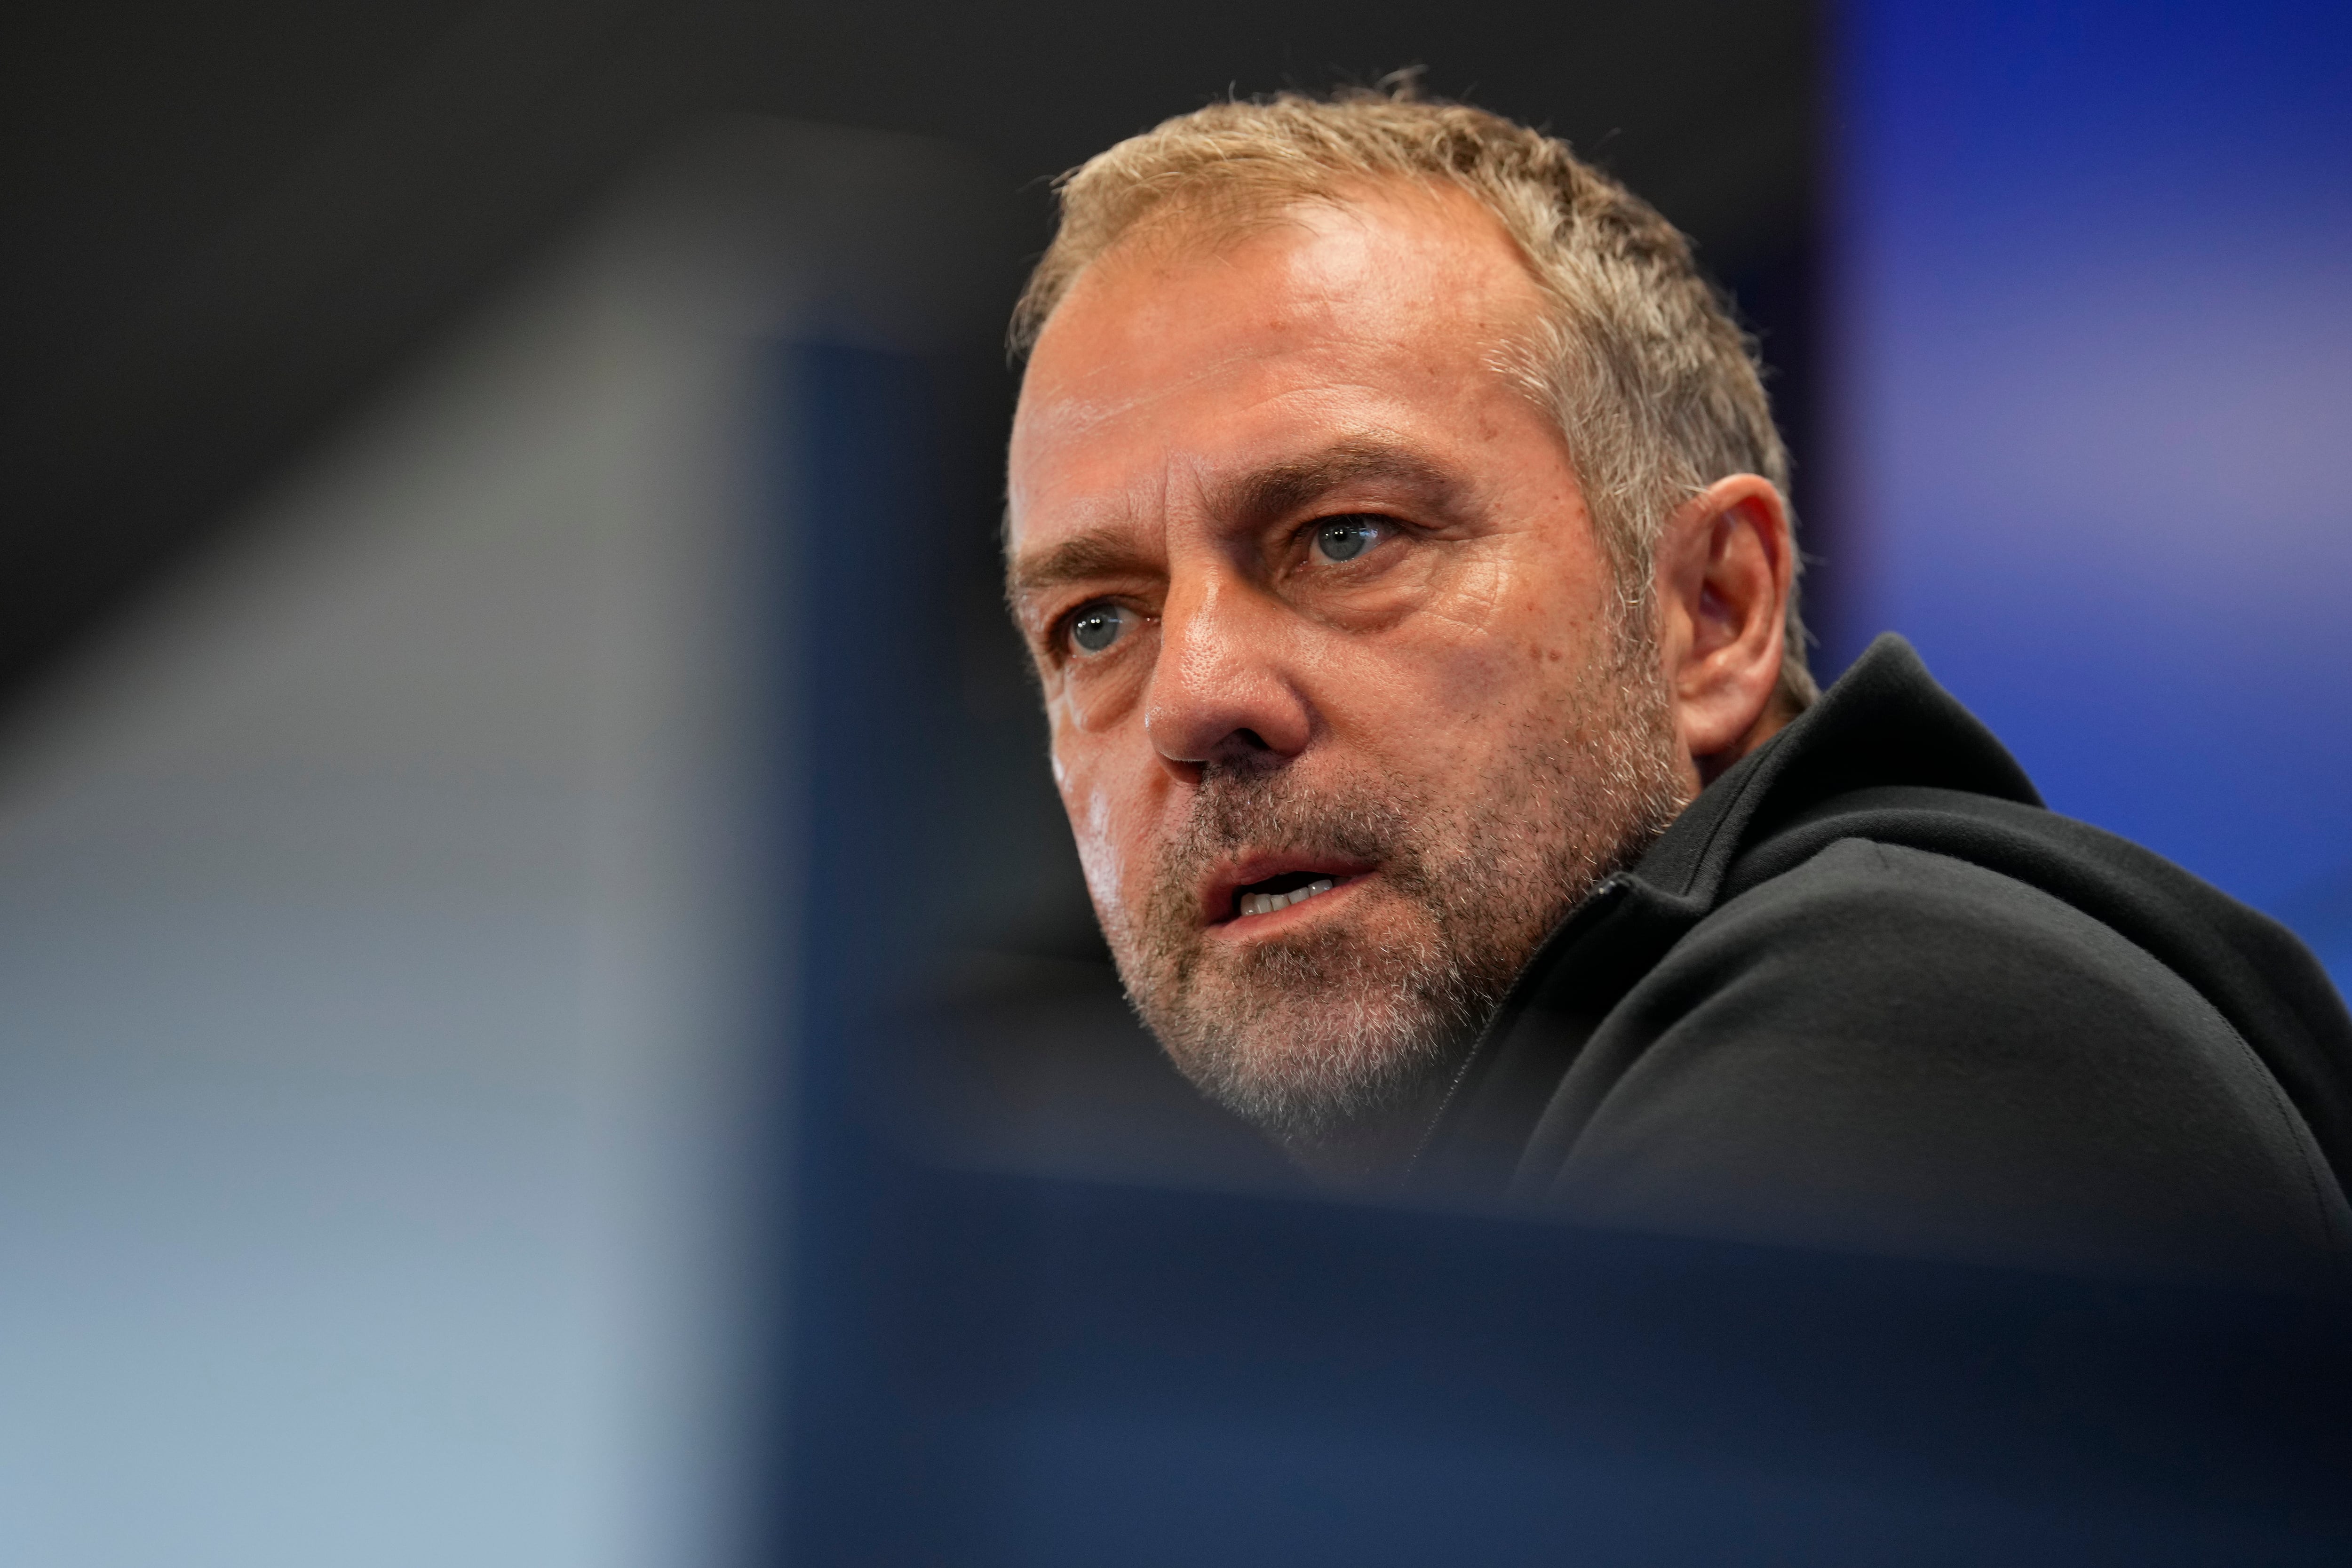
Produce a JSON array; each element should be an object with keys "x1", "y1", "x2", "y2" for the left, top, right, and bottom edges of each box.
[{"x1": 1, "y1": 0, "x2": 1828, "y2": 720}]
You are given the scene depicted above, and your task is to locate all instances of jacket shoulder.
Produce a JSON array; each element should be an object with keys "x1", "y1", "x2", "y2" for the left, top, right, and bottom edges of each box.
[
  {"x1": 1728, "y1": 783, "x2": 2352, "y2": 1200},
  {"x1": 1518, "y1": 837, "x2": 2352, "y2": 1288}
]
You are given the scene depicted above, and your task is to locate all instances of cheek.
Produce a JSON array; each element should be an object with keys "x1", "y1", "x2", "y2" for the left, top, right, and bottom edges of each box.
[
  {"x1": 1401, "y1": 578, "x2": 1578, "y2": 708},
  {"x1": 1056, "y1": 635, "x2": 1154, "y2": 732},
  {"x1": 1336, "y1": 574, "x2": 1607, "y2": 758},
  {"x1": 1051, "y1": 740, "x2": 1148, "y2": 926}
]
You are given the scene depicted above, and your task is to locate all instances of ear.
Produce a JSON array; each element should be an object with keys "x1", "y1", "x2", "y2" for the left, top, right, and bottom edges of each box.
[{"x1": 1654, "y1": 474, "x2": 1795, "y2": 784}]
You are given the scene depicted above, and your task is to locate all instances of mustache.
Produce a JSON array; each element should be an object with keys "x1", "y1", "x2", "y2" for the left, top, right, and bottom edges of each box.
[{"x1": 1148, "y1": 765, "x2": 1420, "y2": 918}]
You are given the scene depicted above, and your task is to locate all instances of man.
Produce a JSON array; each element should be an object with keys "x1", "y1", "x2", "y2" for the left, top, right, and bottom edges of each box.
[{"x1": 1002, "y1": 89, "x2": 2352, "y2": 1289}]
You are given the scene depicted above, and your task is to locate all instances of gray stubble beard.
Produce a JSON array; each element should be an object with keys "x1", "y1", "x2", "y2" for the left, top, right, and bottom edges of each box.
[{"x1": 1101, "y1": 648, "x2": 1691, "y2": 1159}]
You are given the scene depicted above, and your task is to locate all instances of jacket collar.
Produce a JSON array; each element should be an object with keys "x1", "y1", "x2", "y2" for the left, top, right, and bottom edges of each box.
[
  {"x1": 1631, "y1": 633, "x2": 2039, "y2": 909},
  {"x1": 1410, "y1": 634, "x2": 2039, "y2": 1192}
]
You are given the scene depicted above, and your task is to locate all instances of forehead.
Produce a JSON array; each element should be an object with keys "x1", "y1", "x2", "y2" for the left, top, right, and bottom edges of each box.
[{"x1": 1006, "y1": 183, "x2": 1551, "y2": 545}]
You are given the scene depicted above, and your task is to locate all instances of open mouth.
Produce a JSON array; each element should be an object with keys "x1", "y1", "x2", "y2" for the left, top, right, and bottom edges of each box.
[{"x1": 1231, "y1": 870, "x2": 1350, "y2": 920}]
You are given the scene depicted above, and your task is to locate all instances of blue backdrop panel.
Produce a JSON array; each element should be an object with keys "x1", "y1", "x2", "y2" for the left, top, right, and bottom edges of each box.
[{"x1": 1833, "y1": 0, "x2": 2352, "y2": 981}]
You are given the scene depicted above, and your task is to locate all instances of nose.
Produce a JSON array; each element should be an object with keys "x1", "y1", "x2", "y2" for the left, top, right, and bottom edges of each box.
[{"x1": 1144, "y1": 574, "x2": 1313, "y2": 772}]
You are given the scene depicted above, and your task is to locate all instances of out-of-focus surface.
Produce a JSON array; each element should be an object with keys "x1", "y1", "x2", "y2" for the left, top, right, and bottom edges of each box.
[
  {"x1": 0, "y1": 0, "x2": 1824, "y2": 716},
  {"x1": 1831, "y1": 0, "x2": 2352, "y2": 985},
  {"x1": 0, "y1": 121, "x2": 1009, "y2": 1567}
]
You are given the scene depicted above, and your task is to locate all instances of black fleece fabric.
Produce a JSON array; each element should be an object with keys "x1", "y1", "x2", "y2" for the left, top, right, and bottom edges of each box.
[{"x1": 1413, "y1": 635, "x2": 2352, "y2": 1291}]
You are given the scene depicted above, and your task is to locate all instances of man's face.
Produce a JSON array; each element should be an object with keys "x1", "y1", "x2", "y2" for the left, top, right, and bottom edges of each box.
[{"x1": 1006, "y1": 182, "x2": 1687, "y2": 1151}]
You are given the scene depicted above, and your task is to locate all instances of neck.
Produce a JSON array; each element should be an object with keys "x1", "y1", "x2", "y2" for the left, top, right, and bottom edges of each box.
[
  {"x1": 1695, "y1": 700, "x2": 1795, "y2": 789},
  {"x1": 1278, "y1": 1074, "x2": 1458, "y2": 1192}
]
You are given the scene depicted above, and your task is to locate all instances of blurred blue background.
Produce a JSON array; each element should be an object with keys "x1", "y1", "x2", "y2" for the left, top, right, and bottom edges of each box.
[
  {"x1": 1830, "y1": 0, "x2": 2352, "y2": 988},
  {"x1": 1, "y1": 3, "x2": 2348, "y2": 1565}
]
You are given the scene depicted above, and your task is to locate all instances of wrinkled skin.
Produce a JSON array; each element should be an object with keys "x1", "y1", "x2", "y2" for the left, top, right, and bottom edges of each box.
[{"x1": 1005, "y1": 181, "x2": 1794, "y2": 1180}]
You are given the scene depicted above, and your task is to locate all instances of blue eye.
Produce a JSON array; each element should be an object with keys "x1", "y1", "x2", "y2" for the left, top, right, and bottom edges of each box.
[
  {"x1": 1067, "y1": 602, "x2": 1131, "y2": 654},
  {"x1": 1313, "y1": 517, "x2": 1383, "y2": 563}
]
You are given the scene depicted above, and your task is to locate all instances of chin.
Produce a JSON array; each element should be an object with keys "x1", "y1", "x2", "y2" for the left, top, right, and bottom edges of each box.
[{"x1": 1134, "y1": 906, "x2": 1488, "y2": 1142}]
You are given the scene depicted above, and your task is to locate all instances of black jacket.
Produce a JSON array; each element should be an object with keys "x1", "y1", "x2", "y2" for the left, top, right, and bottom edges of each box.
[{"x1": 1415, "y1": 635, "x2": 2352, "y2": 1290}]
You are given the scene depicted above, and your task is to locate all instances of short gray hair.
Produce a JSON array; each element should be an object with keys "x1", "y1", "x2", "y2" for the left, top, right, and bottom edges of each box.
[{"x1": 1012, "y1": 87, "x2": 1816, "y2": 713}]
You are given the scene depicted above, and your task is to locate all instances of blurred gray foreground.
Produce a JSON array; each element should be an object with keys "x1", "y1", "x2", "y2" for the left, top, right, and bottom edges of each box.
[{"x1": 0, "y1": 120, "x2": 1005, "y2": 1568}]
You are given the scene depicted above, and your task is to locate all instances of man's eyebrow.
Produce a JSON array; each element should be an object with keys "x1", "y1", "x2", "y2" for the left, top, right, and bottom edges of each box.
[
  {"x1": 1005, "y1": 439, "x2": 1461, "y2": 605},
  {"x1": 1218, "y1": 438, "x2": 1461, "y2": 523},
  {"x1": 1006, "y1": 526, "x2": 1157, "y2": 605}
]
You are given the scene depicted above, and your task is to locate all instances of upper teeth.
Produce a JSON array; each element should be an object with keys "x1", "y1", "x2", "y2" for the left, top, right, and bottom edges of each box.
[{"x1": 1240, "y1": 877, "x2": 1336, "y2": 918}]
